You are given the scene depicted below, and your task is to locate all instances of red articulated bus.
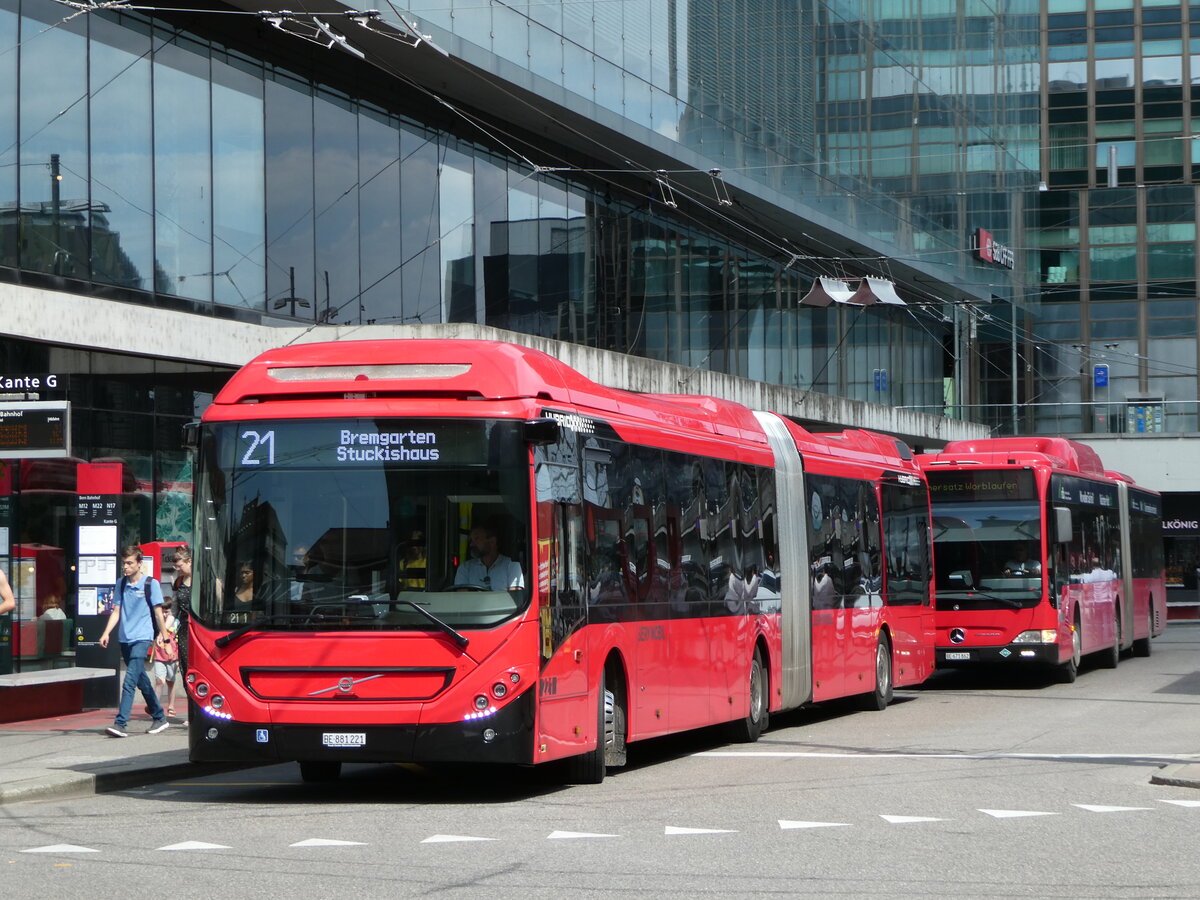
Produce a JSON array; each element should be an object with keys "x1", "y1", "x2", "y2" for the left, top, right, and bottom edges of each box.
[
  {"x1": 918, "y1": 437, "x2": 1166, "y2": 682},
  {"x1": 184, "y1": 339, "x2": 935, "y2": 782}
]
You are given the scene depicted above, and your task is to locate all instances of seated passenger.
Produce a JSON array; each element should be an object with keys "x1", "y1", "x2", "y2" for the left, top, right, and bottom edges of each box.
[{"x1": 454, "y1": 523, "x2": 524, "y2": 591}]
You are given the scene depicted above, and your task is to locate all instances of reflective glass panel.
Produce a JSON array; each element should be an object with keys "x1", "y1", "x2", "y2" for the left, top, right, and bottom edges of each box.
[
  {"x1": 19, "y1": 5, "x2": 88, "y2": 278},
  {"x1": 212, "y1": 55, "x2": 265, "y2": 311},
  {"x1": 89, "y1": 14, "x2": 153, "y2": 291},
  {"x1": 154, "y1": 36, "x2": 213, "y2": 303},
  {"x1": 313, "y1": 90, "x2": 359, "y2": 324},
  {"x1": 265, "y1": 73, "x2": 315, "y2": 320}
]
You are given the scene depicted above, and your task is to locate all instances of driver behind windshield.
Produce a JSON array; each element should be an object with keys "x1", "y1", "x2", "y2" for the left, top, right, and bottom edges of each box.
[
  {"x1": 454, "y1": 522, "x2": 524, "y2": 591},
  {"x1": 1003, "y1": 543, "x2": 1041, "y2": 576}
]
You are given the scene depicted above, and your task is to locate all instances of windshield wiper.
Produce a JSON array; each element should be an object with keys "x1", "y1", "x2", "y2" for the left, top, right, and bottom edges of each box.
[
  {"x1": 214, "y1": 613, "x2": 324, "y2": 648},
  {"x1": 376, "y1": 597, "x2": 469, "y2": 649},
  {"x1": 939, "y1": 589, "x2": 1024, "y2": 609}
]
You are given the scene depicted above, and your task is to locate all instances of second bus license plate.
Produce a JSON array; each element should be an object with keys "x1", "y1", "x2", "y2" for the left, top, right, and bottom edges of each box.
[
  {"x1": 321, "y1": 732, "x2": 366, "y2": 748},
  {"x1": 943, "y1": 652, "x2": 971, "y2": 661}
]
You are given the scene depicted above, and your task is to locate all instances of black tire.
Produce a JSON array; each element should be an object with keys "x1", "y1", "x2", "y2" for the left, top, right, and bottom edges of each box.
[
  {"x1": 724, "y1": 649, "x2": 768, "y2": 742},
  {"x1": 1099, "y1": 611, "x2": 1120, "y2": 669},
  {"x1": 565, "y1": 673, "x2": 609, "y2": 784},
  {"x1": 860, "y1": 635, "x2": 894, "y2": 711},
  {"x1": 299, "y1": 760, "x2": 342, "y2": 782},
  {"x1": 1132, "y1": 609, "x2": 1153, "y2": 658},
  {"x1": 1056, "y1": 618, "x2": 1081, "y2": 684}
]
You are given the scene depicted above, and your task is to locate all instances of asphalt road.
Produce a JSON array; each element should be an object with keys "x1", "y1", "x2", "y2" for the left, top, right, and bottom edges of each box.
[{"x1": 5, "y1": 623, "x2": 1200, "y2": 899}]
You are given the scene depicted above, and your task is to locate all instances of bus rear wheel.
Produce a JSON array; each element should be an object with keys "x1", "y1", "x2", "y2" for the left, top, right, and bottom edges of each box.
[
  {"x1": 1099, "y1": 610, "x2": 1120, "y2": 669},
  {"x1": 861, "y1": 635, "x2": 894, "y2": 711},
  {"x1": 1132, "y1": 609, "x2": 1153, "y2": 658},
  {"x1": 299, "y1": 761, "x2": 342, "y2": 783},
  {"x1": 724, "y1": 649, "x2": 768, "y2": 743}
]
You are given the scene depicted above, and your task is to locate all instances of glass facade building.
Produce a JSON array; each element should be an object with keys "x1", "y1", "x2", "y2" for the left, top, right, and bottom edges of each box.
[
  {"x1": 0, "y1": 0, "x2": 1047, "y2": 676},
  {"x1": 1031, "y1": 0, "x2": 1200, "y2": 438}
]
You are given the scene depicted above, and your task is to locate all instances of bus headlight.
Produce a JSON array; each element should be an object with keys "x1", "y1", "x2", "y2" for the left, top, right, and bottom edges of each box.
[{"x1": 1012, "y1": 630, "x2": 1058, "y2": 644}]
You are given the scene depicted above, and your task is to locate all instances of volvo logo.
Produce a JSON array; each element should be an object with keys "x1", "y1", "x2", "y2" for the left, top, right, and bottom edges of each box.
[
  {"x1": 308, "y1": 673, "x2": 385, "y2": 696},
  {"x1": 950, "y1": 628, "x2": 966, "y2": 644}
]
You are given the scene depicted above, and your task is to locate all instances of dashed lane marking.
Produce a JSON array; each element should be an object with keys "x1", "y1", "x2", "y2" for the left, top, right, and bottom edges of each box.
[
  {"x1": 13, "y1": 801, "x2": 1197, "y2": 856},
  {"x1": 699, "y1": 751, "x2": 1200, "y2": 763}
]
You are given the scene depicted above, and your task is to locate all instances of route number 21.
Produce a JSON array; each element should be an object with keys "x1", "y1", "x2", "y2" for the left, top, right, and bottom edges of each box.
[{"x1": 241, "y1": 430, "x2": 276, "y2": 466}]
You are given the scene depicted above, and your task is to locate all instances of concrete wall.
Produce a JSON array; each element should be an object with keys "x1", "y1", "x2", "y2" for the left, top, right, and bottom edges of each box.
[
  {"x1": 1077, "y1": 435, "x2": 1200, "y2": 494},
  {"x1": 1, "y1": 282, "x2": 987, "y2": 446}
]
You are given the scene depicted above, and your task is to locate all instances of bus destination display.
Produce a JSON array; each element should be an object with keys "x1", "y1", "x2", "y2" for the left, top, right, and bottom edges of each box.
[{"x1": 222, "y1": 418, "x2": 511, "y2": 469}]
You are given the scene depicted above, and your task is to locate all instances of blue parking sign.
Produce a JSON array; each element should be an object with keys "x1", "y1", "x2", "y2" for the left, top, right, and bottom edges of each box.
[{"x1": 1093, "y1": 364, "x2": 1108, "y2": 388}]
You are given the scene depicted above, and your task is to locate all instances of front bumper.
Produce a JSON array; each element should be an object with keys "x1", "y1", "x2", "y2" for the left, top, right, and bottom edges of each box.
[
  {"x1": 188, "y1": 688, "x2": 535, "y2": 766},
  {"x1": 937, "y1": 642, "x2": 1061, "y2": 666}
]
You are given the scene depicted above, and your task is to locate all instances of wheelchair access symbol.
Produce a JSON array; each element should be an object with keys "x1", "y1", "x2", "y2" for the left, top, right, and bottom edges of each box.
[{"x1": 255, "y1": 729, "x2": 269, "y2": 743}]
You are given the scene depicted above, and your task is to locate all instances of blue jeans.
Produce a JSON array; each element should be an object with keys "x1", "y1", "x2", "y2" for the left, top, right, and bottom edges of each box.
[{"x1": 115, "y1": 640, "x2": 165, "y2": 727}]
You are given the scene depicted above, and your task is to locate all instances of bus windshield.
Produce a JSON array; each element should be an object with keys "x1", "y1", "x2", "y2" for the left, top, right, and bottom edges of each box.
[
  {"x1": 930, "y1": 499, "x2": 1043, "y2": 607},
  {"x1": 192, "y1": 418, "x2": 532, "y2": 632}
]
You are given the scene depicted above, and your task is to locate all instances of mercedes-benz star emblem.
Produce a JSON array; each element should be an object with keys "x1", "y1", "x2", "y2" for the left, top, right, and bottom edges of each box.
[{"x1": 949, "y1": 628, "x2": 966, "y2": 644}]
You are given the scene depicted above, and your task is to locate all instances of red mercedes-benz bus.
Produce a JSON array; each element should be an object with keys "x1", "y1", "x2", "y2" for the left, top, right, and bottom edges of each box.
[
  {"x1": 184, "y1": 339, "x2": 935, "y2": 782},
  {"x1": 918, "y1": 437, "x2": 1166, "y2": 682}
]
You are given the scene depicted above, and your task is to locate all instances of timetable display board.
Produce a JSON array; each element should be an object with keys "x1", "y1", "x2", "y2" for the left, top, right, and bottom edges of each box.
[{"x1": 0, "y1": 402, "x2": 70, "y2": 459}]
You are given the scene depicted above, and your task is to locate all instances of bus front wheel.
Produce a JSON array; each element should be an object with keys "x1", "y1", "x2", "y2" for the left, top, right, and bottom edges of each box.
[
  {"x1": 860, "y1": 635, "x2": 894, "y2": 711},
  {"x1": 1056, "y1": 620, "x2": 1081, "y2": 684}
]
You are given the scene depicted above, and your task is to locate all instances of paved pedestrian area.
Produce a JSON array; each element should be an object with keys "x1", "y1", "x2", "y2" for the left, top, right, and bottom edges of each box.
[{"x1": 0, "y1": 707, "x2": 200, "y2": 805}]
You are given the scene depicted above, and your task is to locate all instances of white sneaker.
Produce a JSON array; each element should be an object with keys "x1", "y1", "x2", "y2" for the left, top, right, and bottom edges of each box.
[{"x1": 146, "y1": 719, "x2": 170, "y2": 735}]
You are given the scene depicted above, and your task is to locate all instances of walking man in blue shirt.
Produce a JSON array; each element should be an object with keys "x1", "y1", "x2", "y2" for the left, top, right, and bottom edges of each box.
[{"x1": 99, "y1": 546, "x2": 170, "y2": 738}]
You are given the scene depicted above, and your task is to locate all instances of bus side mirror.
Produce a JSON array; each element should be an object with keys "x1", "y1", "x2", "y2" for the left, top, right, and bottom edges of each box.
[
  {"x1": 1052, "y1": 506, "x2": 1072, "y2": 544},
  {"x1": 522, "y1": 418, "x2": 560, "y2": 446},
  {"x1": 182, "y1": 421, "x2": 200, "y2": 451},
  {"x1": 948, "y1": 570, "x2": 975, "y2": 590}
]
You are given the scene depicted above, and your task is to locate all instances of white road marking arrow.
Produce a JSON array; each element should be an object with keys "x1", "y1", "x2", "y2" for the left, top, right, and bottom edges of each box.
[
  {"x1": 978, "y1": 809, "x2": 1058, "y2": 819},
  {"x1": 290, "y1": 838, "x2": 368, "y2": 847},
  {"x1": 547, "y1": 831, "x2": 618, "y2": 840},
  {"x1": 1159, "y1": 799, "x2": 1200, "y2": 807},
  {"x1": 664, "y1": 826, "x2": 738, "y2": 835},
  {"x1": 880, "y1": 815, "x2": 946, "y2": 824},
  {"x1": 1073, "y1": 804, "x2": 1151, "y2": 813},
  {"x1": 158, "y1": 841, "x2": 232, "y2": 851},
  {"x1": 778, "y1": 820, "x2": 850, "y2": 830},
  {"x1": 421, "y1": 834, "x2": 496, "y2": 843},
  {"x1": 21, "y1": 844, "x2": 99, "y2": 854}
]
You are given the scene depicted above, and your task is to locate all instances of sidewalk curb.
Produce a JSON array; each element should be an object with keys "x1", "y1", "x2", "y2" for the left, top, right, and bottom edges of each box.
[
  {"x1": 0, "y1": 761, "x2": 259, "y2": 806},
  {"x1": 1150, "y1": 764, "x2": 1200, "y2": 790}
]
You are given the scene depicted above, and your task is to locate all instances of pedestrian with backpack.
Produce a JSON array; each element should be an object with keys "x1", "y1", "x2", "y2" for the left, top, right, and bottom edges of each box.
[{"x1": 99, "y1": 546, "x2": 170, "y2": 738}]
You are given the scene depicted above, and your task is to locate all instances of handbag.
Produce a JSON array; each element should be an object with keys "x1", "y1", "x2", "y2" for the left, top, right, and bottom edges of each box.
[{"x1": 153, "y1": 614, "x2": 179, "y2": 662}]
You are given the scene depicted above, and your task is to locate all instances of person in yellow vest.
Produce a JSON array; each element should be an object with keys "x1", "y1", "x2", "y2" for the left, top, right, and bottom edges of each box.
[{"x1": 399, "y1": 531, "x2": 427, "y2": 590}]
